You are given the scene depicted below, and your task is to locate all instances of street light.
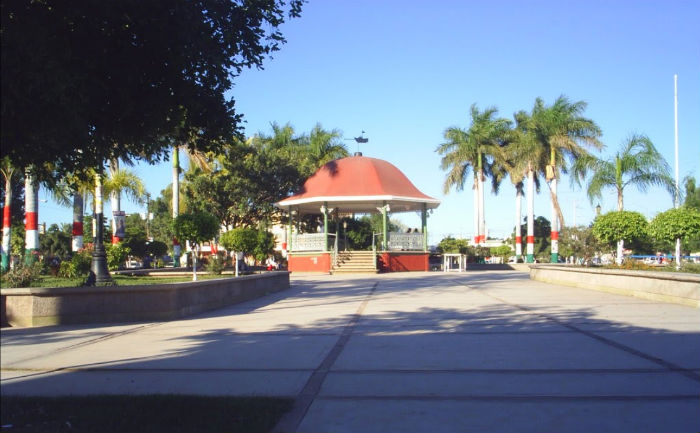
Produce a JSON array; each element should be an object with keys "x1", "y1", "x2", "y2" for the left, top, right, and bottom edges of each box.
[{"x1": 595, "y1": 203, "x2": 601, "y2": 216}]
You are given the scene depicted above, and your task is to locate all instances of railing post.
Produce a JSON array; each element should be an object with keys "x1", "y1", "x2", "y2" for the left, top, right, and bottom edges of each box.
[
  {"x1": 321, "y1": 202, "x2": 328, "y2": 252},
  {"x1": 422, "y1": 203, "x2": 428, "y2": 252}
]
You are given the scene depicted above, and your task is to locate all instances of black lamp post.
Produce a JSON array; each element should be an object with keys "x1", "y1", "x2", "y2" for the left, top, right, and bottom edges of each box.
[{"x1": 89, "y1": 171, "x2": 113, "y2": 285}]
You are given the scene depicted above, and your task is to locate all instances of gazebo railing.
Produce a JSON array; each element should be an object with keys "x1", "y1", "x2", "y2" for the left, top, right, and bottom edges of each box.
[
  {"x1": 375, "y1": 232, "x2": 425, "y2": 251},
  {"x1": 291, "y1": 233, "x2": 336, "y2": 252}
]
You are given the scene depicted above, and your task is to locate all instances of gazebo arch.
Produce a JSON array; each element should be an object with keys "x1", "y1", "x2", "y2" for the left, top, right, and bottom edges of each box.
[{"x1": 276, "y1": 153, "x2": 440, "y2": 273}]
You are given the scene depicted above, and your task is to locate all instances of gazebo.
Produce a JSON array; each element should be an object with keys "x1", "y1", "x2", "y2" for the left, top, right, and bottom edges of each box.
[{"x1": 276, "y1": 153, "x2": 440, "y2": 273}]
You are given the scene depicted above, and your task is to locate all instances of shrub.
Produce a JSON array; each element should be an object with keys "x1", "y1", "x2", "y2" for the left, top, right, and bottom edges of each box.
[
  {"x1": 206, "y1": 254, "x2": 226, "y2": 275},
  {"x1": 105, "y1": 243, "x2": 131, "y2": 270},
  {"x1": 1, "y1": 263, "x2": 41, "y2": 288}
]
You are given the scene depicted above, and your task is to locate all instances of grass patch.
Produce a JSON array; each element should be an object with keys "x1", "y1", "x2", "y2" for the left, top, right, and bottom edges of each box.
[{"x1": 0, "y1": 395, "x2": 293, "y2": 433}]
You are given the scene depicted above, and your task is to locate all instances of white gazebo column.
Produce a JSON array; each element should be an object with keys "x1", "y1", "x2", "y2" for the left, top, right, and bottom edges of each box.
[
  {"x1": 382, "y1": 202, "x2": 389, "y2": 251},
  {"x1": 287, "y1": 207, "x2": 293, "y2": 253},
  {"x1": 421, "y1": 202, "x2": 428, "y2": 252},
  {"x1": 321, "y1": 202, "x2": 328, "y2": 252}
]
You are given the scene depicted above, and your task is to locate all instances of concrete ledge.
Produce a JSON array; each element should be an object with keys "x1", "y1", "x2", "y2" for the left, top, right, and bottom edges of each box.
[
  {"x1": 1, "y1": 272, "x2": 290, "y2": 327},
  {"x1": 530, "y1": 265, "x2": 699, "y2": 308}
]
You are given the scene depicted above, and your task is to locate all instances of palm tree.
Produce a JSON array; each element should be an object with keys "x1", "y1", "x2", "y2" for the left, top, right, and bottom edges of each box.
[
  {"x1": 507, "y1": 111, "x2": 545, "y2": 263},
  {"x1": 437, "y1": 104, "x2": 511, "y2": 246},
  {"x1": 171, "y1": 143, "x2": 213, "y2": 267},
  {"x1": 530, "y1": 96, "x2": 602, "y2": 262},
  {"x1": 492, "y1": 142, "x2": 527, "y2": 262},
  {"x1": 1, "y1": 158, "x2": 16, "y2": 271},
  {"x1": 306, "y1": 123, "x2": 349, "y2": 168},
  {"x1": 573, "y1": 134, "x2": 675, "y2": 264}
]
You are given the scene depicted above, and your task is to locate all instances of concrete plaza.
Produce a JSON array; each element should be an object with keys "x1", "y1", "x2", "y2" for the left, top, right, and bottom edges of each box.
[{"x1": 2, "y1": 271, "x2": 699, "y2": 432}]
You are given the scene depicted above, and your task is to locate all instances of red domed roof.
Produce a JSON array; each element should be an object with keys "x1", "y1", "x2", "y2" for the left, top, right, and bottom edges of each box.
[{"x1": 277, "y1": 155, "x2": 440, "y2": 213}]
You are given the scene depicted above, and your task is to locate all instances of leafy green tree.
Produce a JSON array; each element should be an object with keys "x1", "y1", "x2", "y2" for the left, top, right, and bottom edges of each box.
[
  {"x1": 39, "y1": 223, "x2": 72, "y2": 259},
  {"x1": 342, "y1": 217, "x2": 373, "y2": 250},
  {"x1": 684, "y1": 176, "x2": 700, "y2": 210},
  {"x1": 172, "y1": 211, "x2": 219, "y2": 280},
  {"x1": 489, "y1": 245, "x2": 512, "y2": 261},
  {"x1": 649, "y1": 208, "x2": 700, "y2": 254},
  {"x1": 436, "y1": 237, "x2": 470, "y2": 254},
  {"x1": 558, "y1": 226, "x2": 604, "y2": 265},
  {"x1": 123, "y1": 214, "x2": 148, "y2": 259},
  {"x1": 254, "y1": 230, "x2": 277, "y2": 263},
  {"x1": 518, "y1": 216, "x2": 551, "y2": 260},
  {"x1": 220, "y1": 228, "x2": 258, "y2": 255},
  {"x1": 573, "y1": 134, "x2": 674, "y2": 264},
  {"x1": 2, "y1": 0, "x2": 304, "y2": 179},
  {"x1": 592, "y1": 211, "x2": 649, "y2": 260},
  {"x1": 105, "y1": 243, "x2": 130, "y2": 271},
  {"x1": 184, "y1": 139, "x2": 303, "y2": 229}
]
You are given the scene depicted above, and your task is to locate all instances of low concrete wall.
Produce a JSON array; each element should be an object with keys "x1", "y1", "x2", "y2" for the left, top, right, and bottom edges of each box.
[
  {"x1": 530, "y1": 265, "x2": 699, "y2": 308},
  {"x1": 1, "y1": 272, "x2": 290, "y2": 327}
]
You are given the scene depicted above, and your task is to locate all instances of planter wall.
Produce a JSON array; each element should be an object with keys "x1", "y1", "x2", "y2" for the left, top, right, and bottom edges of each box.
[
  {"x1": 1, "y1": 271, "x2": 290, "y2": 327},
  {"x1": 530, "y1": 265, "x2": 699, "y2": 308}
]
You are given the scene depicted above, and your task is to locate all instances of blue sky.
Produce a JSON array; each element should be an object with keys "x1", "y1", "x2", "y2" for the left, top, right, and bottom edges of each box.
[{"x1": 41, "y1": 0, "x2": 700, "y2": 245}]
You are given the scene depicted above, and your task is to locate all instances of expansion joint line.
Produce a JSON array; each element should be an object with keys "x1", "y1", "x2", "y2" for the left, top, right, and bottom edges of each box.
[
  {"x1": 272, "y1": 282, "x2": 379, "y2": 433},
  {"x1": 469, "y1": 285, "x2": 700, "y2": 384}
]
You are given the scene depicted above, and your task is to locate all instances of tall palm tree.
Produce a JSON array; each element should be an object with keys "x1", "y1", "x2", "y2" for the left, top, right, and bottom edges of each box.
[
  {"x1": 573, "y1": 134, "x2": 675, "y2": 264},
  {"x1": 507, "y1": 111, "x2": 545, "y2": 263},
  {"x1": 306, "y1": 123, "x2": 349, "y2": 168},
  {"x1": 492, "y1": 141, "x2": 527, "y2": 262},
  {"x1": 171, "y1": 143, "x2": 213, "y2": 267},
  {"x1": 530, "y1": 95, "x2": 602, "y2": 262},
  {"x1": 437, "y1": 104, "x2": 511, "y2": 246},
  {"x1": 1, "y1": 158, "x2": 16, "y2": 271}
]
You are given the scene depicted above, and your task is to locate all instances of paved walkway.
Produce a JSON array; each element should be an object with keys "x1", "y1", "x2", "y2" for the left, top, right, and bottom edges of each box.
[{"x1": 2, "y1": 271, "x2": 699, "y2": 432}]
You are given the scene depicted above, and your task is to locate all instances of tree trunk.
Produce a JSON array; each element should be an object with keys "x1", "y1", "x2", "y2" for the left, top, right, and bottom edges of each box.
[
  {"x1": 472, "y1": 180, "x2": 479, "y2": 245},
  {"x1": 478, "y1": 169, "x2": 485, "y2": 244},
  {"x1": 616, "y1": 189, "x2": 624, "y2": 265},
  {"x1": 515, "y1": 187, "x2": 522, "y2": 261},
  {"x1": 1, "y1": 173, "x2": 12, "y2": 271},
  {"x1": 72, "y1": 192, "x2": 84, "y2": 251},
  {"x1": 526, "y1": 168, "x2": 535, "y2": 263},
  {"x1": 172, "y1": 146, "x2": 181, "y2": 267},
  {"x1": 24, "y1": 169, "x2": 39, "y2": 264},
  {"x1": 550, "y1": 177, "x2": 559, "y2": 263},
  {"x1": 109, "y1": 159, "x2": 121, "y2": 244}
]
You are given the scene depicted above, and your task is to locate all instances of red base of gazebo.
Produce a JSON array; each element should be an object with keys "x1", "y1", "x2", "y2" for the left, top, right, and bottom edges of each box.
[
  {"x1": 287, "y1": 252, "x2": 429, "y2": 273},
  {"x1": 377, "y1": 252, "x2": 429, "y2": 272},
  {"x1": 288, "y1": 253, "x2": 332, "y2": 273}
]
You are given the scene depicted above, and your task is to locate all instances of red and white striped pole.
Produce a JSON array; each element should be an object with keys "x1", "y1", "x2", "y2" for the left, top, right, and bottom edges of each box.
[
  {"x1": 24, "y1": 169, "x2": 39, "y2": 264},
  {"x1": 1, "y1": 185, "x2": 11, "y2": 271},
  {"x1": 550, "y1": 177, "x2": 559, "y2": 263},
  {"x1": 473, "y1": 183, "x2": 479, "y2": 245},
  {"x1": 72, "y1": 192, "x2": 83, "y2": 251},
  {"x1": 526, "y1": 168, "x2": 535, "y2": 263},
  {"x1": 515, "y1": 188, "x2": 522, "y2": 261}
]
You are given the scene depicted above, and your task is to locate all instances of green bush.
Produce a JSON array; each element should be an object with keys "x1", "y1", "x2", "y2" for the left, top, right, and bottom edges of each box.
[
  {"x1": 57, "y1": 250, "x2": 93, "y2": 278},
  {"x1": 206, "y1": 254, "x2": 226, "y2": 275},
  {"x1": 105, "y1": 243, "x2": 130, "y2": 270},
  {"x1": 1, "y1": 263, "x2": 41, "y2": 288}
]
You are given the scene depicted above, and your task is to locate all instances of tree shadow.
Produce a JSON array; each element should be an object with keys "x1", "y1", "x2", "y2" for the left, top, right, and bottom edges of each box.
[{"x1": 2, "y1": 272, "x2": 699, "y2": 399}]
